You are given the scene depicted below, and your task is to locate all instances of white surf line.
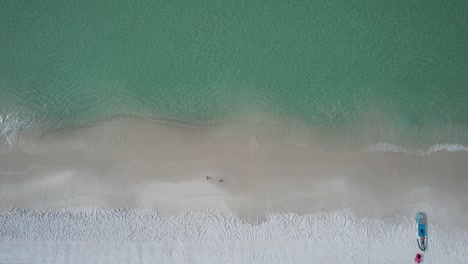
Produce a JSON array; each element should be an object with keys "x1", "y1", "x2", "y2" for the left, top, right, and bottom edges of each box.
[{"x1": 366, "y1": 143, "x2": 468, "y2": 156}]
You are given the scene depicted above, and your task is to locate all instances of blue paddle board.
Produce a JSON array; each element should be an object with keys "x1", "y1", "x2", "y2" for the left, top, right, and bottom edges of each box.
[{"x1": 416, "y1": 212, "x2": 427, "y2": 251}]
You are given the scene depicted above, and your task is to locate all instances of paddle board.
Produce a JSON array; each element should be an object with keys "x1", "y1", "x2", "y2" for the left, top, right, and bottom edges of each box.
[{"x1": 416, "y1": 212, "x2": 427, "y2": 251}]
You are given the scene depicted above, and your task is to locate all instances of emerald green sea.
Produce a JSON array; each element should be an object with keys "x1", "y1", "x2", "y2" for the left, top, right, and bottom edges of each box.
[{"x1": 1, "y1": 0, "x2": 467, "y2": 149}]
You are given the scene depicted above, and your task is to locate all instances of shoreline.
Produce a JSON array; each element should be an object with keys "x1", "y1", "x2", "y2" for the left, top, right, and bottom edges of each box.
[{"x1": 0, "y1": 118, "x2": 467, "y2": 226}]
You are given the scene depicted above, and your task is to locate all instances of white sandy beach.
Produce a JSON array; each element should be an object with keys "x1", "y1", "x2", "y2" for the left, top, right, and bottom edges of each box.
[
  {"x1": 1, "y1": 119, "x2": 467, "y2": 263},
  {"x1": 1, "y1": 210, "x2": 467, "y2": 264}
]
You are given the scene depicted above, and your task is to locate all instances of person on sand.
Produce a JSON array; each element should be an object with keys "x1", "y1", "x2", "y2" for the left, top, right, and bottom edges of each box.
[
  {"x1": 206, "y1": 176, "x2": 212, "y2": 180},
  {"x1": 414, "y1": 253, "x2": 422, "y2": 263}
]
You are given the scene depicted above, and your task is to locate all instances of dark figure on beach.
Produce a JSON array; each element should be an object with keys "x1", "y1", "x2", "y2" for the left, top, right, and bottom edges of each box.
[
  {"x1": 219, "y1": 179, "x2": 224, "y2": 183},
  {"x1": 414, "y1": 253, "x2": 422, "y2": 263},
  {"x1": 206, "y1": 176, "x2": 212, "y2": 180}
]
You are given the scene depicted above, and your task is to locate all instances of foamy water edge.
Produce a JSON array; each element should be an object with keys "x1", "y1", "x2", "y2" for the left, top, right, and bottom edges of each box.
[{"x1": 366, "y1": 143, "x2": 468, "y2": 156}]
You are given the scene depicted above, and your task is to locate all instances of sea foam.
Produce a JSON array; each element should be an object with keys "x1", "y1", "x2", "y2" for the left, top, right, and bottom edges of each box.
[{"x1": 367, "y1": 142, "x2": 468, "y2": 156}]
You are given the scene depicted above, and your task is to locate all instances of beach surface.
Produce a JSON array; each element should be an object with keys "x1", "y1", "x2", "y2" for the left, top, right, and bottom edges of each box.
[
  {"x1": 1, "y1": 210, "x2": 467, "y2": 264},
  {"x1": 1, "y1": 119, "x2": 467, "y2": 263}
]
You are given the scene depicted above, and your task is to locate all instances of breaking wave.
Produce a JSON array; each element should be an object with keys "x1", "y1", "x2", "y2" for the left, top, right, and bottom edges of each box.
[
  {"x1": 0, "y1": 105, "x2": 45, "y2": 154},
  {"x1": 367, "y1": 143, "x2": 468, "y2": 156}
]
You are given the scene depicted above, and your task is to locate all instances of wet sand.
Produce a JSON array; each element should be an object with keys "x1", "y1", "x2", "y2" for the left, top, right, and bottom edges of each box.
[{"x1": 0, "y1": 118, "x2": 467, "y2": 226}]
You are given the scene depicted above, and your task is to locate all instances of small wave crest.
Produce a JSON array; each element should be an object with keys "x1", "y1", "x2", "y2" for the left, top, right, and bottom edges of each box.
[
  {"x1": 0, "y1": 108, "x2": 38, "y2": 153},
  {"x1": 366, "y1": 142, "x2": 468, "y2": 156}
]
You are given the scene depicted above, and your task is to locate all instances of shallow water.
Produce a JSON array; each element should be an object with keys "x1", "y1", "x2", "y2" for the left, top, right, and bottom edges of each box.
[{"x1": 1, "y1": 0, "x2": 468, "y2": 150}]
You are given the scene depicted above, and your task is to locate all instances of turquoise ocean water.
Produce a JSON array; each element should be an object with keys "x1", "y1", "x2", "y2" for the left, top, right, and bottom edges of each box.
[{"x1": 1, "y1": 0, "x2": 467, "y2": 150}]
